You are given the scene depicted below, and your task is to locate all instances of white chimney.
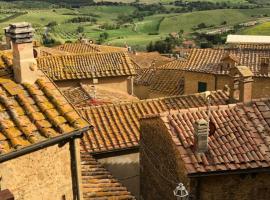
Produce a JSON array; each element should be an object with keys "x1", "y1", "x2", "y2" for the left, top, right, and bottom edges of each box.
[
  {"x1": 6, "y1": 22, "x2": 38, "y2": 84},
  {"x1": 194, "y1": 119, "x2": 209, "y2": 153}
]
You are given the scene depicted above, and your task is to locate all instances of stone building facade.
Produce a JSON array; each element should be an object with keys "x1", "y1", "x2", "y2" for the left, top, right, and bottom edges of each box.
[
  {"x1": 0, "y1": 22, "x2": 90, "y2": 200},
  {"x1": 140, "y1": 82, "x2": 270, "y2": 200},
  {"x1": 0, "y1": 144, "x2": 74, "y2": 200},
  {"x1": 36, "y1": 44, "x2": 136, "y2": 96}
]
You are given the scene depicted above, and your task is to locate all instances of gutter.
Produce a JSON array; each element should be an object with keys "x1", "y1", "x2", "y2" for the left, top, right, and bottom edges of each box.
[
  {"x1": 188, "y1": 167, "x2": 270, "y2": 178},
  {"x1": 0, "y1": 126, "x2": 91, "y2": 163},
  {"x1": 90, "y1": 145, "x2": 139, "y2": 159}
]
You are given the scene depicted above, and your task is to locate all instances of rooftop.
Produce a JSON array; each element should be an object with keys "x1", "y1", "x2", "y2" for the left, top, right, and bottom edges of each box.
[
  {"x1": 62, "y1": 84, "x2": 138, "y2": 107},
  {"x1": 37, "y1": 52, "x2": 136, "y2": 81},
  {"x1": 0, "y1": 51, "x2": 89, "y2": 159},
  {"x1": 152, "y1": 98, "x2": 270, "y2": 175},
  {"x1": 81, "y1": 152, "x2": 135, "y2": 200},
  {"x1": 79, "y1": 90, "x2": 229, "y2": 154},
  {"x1": 54, "y1": 43, "x2": 128, "y2": 54},
  {"x1": 227, "y1": 35, "x2": 270, "y2": 44},
  {"x1": 161, "y1": 48, "x2": 270, "y2": 77}
]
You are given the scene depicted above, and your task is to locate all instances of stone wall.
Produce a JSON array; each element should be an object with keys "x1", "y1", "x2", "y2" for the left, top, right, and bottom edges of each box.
[
  {"x1": 140, "y1": 118, "x2": 189, "y2": 200},
  {"x1": 134, "y1": 85, "x2": 150, "y2": 99},
  {"x1": 55, "y1": 76, "x2": 131, "y2": 94},
  {"x1": 140, "y1": 117, "x2": 270, "y2": 200},
  {"x1": 197, "y1": 172, "x2": 270, "y2": 200},
  {"x1": 184, "y1": 71, "x2": 270, "y2": 99},
  {"x1": 98, "y1": 152, "x2": 140, "y2": 199},
  {"x1": 0, "y1": 143, "x2": 73, "y2": 200},
  {"x1": 184, "y1": 72, "x2": 216, "y2": 95}
]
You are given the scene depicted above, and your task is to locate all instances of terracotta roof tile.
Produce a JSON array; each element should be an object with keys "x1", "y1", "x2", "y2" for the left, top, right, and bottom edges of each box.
[
  {"x1": 62, "y1": 84, "x2": 138, "y2": 107},
  {"x1": 0, "y1": 57, "x2": 89, "y2": 156},
  {"x1": 80, "y1": 91, "x2": 229, "y2": 154},
  {"x1": 157, "y1": 99, "x2": 270, "y2": 174},
  {"x1": 160, "y1": 48, "x2": 270, "y2": 77},
  {"x1": 81, "y1": 153, "x2": 135, "y2": 200},
  {"x1": 54, "y1": 43, "x2": 127, "y2": 54},
  {"x1": 37, "y1": 52, "x2": 136, "y2": 81}
]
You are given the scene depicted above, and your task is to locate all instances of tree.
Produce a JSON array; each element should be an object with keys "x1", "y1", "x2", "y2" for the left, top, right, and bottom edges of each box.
[{"x1": 77, "y1": 26, "x2": 84, "y2": 33}]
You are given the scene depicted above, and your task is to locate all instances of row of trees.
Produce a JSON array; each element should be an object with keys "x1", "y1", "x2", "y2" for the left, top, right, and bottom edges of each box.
[{"x1": 147, "y1": 32, "x2": 183, "y2": 53}]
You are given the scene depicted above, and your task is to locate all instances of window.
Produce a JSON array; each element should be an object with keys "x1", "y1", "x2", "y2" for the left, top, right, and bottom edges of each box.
[
  {"x1": 198, "y1": 82, "x2": 207, "y2": 92},
  {"x1": 62, "y1": 195, "x2": 66, "y2": 200}
]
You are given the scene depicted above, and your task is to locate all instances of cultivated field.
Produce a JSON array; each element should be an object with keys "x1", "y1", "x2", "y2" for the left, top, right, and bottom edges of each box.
[{"x1": 0, "y1": 0, "x2": 269, "y2": 49}]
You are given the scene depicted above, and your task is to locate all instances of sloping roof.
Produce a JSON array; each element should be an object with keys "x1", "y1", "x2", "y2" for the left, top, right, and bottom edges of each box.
[
  {"x1": 156, "y1": 98, "x2": 270, "y2": 175},
  {"x1": 0, "y1": 56, "x2": 89, "y2": 157},
  {"x1": 227, "y1": 35, "x2": 270, "y2": 44},
  {"x1": 149, "y1": 70, "x2": 185, "y2": 96},
  {"x1": 161, "y1": 48, "x2": 270, "y2": 77},
  {"x1": 62, "y1": 84, "x2": 138, "y2": 107},
  {"x1": 129, "y1": 52, "x2": 174, "y2": 69},
  {"x1": 38, "y1": 47, "x2": 71, "y2": 57},
  {"x1": 54, "y1": 43, "x2": 127, "y2": 54},
  {"x1": 37, "y1": 52, "x2": 136, "y2": 81},
  {"x1": 79, "y1": 91, "x2": 229, "y2": 154},
  {"x1": 134, "y1": 68, "x2": 156, "y2": 86},
  {"x1": 81, "y1": 152, "x2": 135, "y2": 200},
  {"x1": 232, "y1": 44, "x2": 270, "y2": 50},
  {"x1": 0, "y1": 51, "x2": 12, "y2": 77}
]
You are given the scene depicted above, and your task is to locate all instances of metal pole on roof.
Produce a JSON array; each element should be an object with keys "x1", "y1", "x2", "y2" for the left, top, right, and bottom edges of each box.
[{"x1": 174, "y1": 183, "x2": 189, "y2": 200}]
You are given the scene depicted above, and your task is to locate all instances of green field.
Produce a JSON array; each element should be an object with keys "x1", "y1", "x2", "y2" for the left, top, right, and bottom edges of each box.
[
  {"x1": 160, "y1": 8, "x2": 270, "y2": 33},
  {"x1": 240, "y1": 22, "x2": 270, "y2": 35},
  {"x1": 0, "y1": 1, "x2": 269, "y2": 50}
]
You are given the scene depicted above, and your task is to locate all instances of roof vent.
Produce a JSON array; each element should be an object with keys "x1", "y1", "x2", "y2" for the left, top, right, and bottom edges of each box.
[
  {"x1": 194, "y1": 119, "x2": 209, "y2": 153},
  {"x1": 6, "y1": 22, "x2": 38, "y2": 84}
]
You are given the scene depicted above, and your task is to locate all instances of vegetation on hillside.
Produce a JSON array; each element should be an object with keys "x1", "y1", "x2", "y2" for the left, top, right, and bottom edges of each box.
[{"x1": 0, "y1": 0, "x2": 269, "y2": 50}]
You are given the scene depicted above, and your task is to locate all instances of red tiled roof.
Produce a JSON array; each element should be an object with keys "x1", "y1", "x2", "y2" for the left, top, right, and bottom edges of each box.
[
  {"x1": 157, "y1": 99, "x2": 270, "y2": 174},
  {"x1": 81, "y1": 153, "x2": 135, "y2": 200},
  {"x1": 0, "y1": 57, "x2": 89, "y2": 157},
  {"x1": 161, "y1": 48, "x2": 270, "y2": 77},
  {"x1": 37, "y1": 52, "x2": 136, "y2": 81},
  {"x1": 129, "y1": 52, "x2": 174, "y2": 69},
  {"x1": 79, "y1": 91, "x2": 229, "y2": 154},
  {"x1": 62, "y1": 84, "x2": 138, "y2": 107},
  {"x1": 54, "y1": 43, "x2": 127, "y2": 54},
  {"x1": 149, "y1": 70, "x2": 184, "y2": 96}
]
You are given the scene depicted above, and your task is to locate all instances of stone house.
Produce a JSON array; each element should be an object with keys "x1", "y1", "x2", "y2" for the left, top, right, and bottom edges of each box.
[
  {"x1": 36, "y1": 51, "x2": 136, "y2": 95},
  {"x1": 0, "y1": 22, "x2": 91, "y2": 200},
  {"x1": 160, "y1": 43, "x2": 270, "y2": 99},
  {"x1": 79, "y1": 90, "x2": 229, "y2": 199},
  {"x1": 140, "y1": 66, "x2": 270, "y2": 200}
]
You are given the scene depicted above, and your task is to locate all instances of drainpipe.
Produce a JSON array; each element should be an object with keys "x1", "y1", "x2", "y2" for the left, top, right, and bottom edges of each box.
[{"x1": 70, "y1": 139, "x2": 81, "y2": 200}]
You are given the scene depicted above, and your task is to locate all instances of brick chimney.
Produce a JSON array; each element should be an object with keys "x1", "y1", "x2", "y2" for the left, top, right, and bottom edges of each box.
[
  {"x1": 194, "y1": 119, "x2": 209, "y2": 153},
  {"x1": 229, "y1": 66, "x2": 253, "y2": 103},
  {"x1": 260, "y1": 57, "x2": 270, "y2": 75},
  {"x1": 6, "y1": 22, "x2": 38, "y2": 84}
]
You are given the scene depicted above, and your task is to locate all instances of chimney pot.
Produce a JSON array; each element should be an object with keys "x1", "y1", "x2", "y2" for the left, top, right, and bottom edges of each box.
[
  {"x1": 194, "y1": 119, "x2": 209, "y2": 153},
  {"x1": 6, "y1": 22, "x2": 38, "y2": 84},
  {"x1": 229, "y1": 66, "x2": 253, "y2": 103}
]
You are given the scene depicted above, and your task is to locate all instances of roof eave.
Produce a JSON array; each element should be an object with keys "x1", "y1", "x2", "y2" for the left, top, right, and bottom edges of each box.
[
  {"x1": 0, "y1": 125, "x2": 92, "y2": 163},
  {"x1": 188, "y1": 167, "x2": 270, "y2": 178}
]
